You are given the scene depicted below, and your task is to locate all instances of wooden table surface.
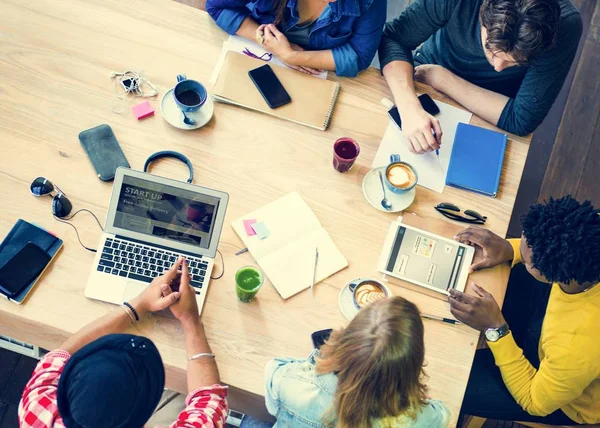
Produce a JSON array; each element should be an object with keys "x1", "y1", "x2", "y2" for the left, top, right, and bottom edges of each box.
[{"x1": 0, "y1": 0, "x2": 530, "y2": 424}]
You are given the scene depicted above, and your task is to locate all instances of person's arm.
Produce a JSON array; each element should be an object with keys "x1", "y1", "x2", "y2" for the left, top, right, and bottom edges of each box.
[
  {"x1": 18, "y1": 261, "x2": 184, "y2": 428},
  {"x1": 449, "y1": 280, "x2": 599, "y2": 417},
  {"x1": 417, "y1": 13, "x2": 583, "y2": 136},
  {"x1": 167, "y1": 260, "x2": 229, "y2": 428},
  {"x1": 60, "y1": 260, "x2": 184, "y2": 354},
  {"x1": 206, "y1": 0, "x2": 254, "y2": 35},
  {"x1": 289, "y1": 0, "x2": 386, "y2": 77},
  {"x1": 454, "y1": 227, "x2": 515, "y2": 272},
  {"x1": 380, "y1": 0, "x2": 459, "y2": 153},
  {"x1": 497, "y1": 14, "x2": 582, "y2": 136},
  {"x1": 18, "y1": 351, "x2": 70, "y2": 428},
  {"x1": 414, "y1": 65, "x2": 508, "y2": 129},
  {"x1": 488, "y1": 332, "x2": 597, "y2": 416},
  {"x1": 259, "y1": 0, "x2": 386, "y2": 77}
]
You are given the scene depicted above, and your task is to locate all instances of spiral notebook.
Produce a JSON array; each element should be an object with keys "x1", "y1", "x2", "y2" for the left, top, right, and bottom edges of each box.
[{"x1": 213, "y1": 51, "x2": 340, "y2": 131}]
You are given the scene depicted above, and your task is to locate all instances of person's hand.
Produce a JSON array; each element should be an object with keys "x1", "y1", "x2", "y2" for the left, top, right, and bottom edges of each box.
[
  {"x1": 448, "y1": 283, "x2": 506, "y2": 331},
  {"x1": 130, "y1": 258, "x2": 183, "y2": 315},
  {"x1": 414, "y1": 64, "x2": 448, "y2": 90},
  {"x1": 258, "y1": 24, "x2": 323, "y2": 75},
  {"x1": 455, "y1": 227, "x2": 514, "y2": 272},
  {"x1": 164, "y1": 258, "x2": 200, "y2": 326},
  {"x1": 400, "y1": 105, "x2": 442, "y2": 154}
]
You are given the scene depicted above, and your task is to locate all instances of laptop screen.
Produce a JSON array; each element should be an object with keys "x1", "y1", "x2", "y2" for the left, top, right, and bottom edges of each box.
[{"x1": 113, "y1": 175, "x2": 220, "y2": 250}]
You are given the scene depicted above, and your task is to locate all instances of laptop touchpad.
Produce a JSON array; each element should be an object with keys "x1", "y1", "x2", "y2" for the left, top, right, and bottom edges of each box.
[{"x1": 122, "y1": 280, "x2": 148, "y2": 303}]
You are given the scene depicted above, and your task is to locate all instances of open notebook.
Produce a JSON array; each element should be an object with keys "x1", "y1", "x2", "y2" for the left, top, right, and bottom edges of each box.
[
  {"x1": 232, "y1": 193, "x2": 348, "y2": 299},
  {"x1": 213, "y1": 51, "x2": 340, "y2": 131}
]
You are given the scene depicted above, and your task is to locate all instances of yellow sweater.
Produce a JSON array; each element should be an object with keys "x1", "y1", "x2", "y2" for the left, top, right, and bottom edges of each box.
[{"x1": 487, "y1": 239, "x2": 600, "y2": 423}]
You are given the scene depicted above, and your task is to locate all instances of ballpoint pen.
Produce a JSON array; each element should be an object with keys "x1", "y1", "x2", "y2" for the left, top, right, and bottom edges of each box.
[
  {"x1": 310, "y1": 247, "x2": 319, "y2": 292},
  {"x1": 421, "y1": 314, "x2": 462, "y2": 325}
]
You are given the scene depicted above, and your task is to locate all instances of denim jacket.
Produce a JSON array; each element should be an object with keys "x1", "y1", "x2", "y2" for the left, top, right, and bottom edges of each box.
[
  {"x1": 206, "y1": 0, "x2": 386, "y2": 77},
  {"x1": 264, "y1": 351, "x2": 451, "y2": 427}
]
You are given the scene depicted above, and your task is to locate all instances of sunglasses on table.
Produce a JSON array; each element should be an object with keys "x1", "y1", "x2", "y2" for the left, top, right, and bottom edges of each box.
[
  {"x1": 30, "y1": 177, "x2": 73, "y2": 218},
  {"x1": 435, "y1": 203, "x2": 487, "y2": 225}
]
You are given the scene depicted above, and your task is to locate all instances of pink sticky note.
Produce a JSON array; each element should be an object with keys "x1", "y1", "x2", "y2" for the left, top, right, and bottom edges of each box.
[
  {"x1": 131, "y1": 100, "x2": 155, "y2": 120},
  {"x1": 243, "y1": 219, "x2": 257, "y2": 236}
]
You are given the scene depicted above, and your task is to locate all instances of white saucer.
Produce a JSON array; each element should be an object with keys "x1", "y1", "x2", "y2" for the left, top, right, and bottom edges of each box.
[
  {"x1": 362, "y1": 166, "x2": 416, "y2": 213},
  {"x1": 160, "y1": 87, "x2": 214, "y2": 130},
  {"x1": 339, "y1": 278, "x2": 393, "y2": 320}
]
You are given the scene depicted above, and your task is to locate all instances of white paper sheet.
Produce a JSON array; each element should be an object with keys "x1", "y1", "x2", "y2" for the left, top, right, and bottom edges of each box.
[
  {"x1": 372, "y1": 100, "x2": 473, "y2": 193},
  {"x1": 210, "y1": 35, "x2": 328, "y2": 84}
]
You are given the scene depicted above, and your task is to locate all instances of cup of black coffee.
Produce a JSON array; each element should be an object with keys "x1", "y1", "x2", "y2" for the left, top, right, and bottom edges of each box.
[{"x1": 173, "y1": 74, "x2": 207, "y2": 116}]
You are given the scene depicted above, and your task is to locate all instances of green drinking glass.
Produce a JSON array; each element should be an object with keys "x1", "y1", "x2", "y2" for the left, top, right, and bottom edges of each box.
[{"x1": 235, "y1": 266, "x2": 264, "y2": 302}]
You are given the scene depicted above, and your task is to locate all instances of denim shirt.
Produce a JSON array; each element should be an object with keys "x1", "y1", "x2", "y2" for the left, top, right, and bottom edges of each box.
[
  {"x1": 206, "y1": 0, "x2": 386, "y2": 77},
  {"x1": 264, "y1": 351, "x2": 451, "y2": 427}
]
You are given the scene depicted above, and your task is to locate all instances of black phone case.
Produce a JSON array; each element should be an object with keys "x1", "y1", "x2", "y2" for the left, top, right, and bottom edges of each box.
[
  {"x1": 311, "y1": 328, "x2": 333, "y2": 349},
  {"x1": 248, "y1": 66, "x2": 291, "y2": 109},
  {"x1": 79, "y1": 124, "x2": 130, "y2": 181}
]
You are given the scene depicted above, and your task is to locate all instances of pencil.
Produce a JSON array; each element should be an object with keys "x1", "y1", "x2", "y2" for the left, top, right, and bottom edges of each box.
[{"x1": 310, "y1": 247, "x2": 319, "y2": 292}]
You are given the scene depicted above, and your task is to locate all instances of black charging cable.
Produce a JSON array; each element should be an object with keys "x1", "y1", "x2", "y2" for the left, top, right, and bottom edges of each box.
[{"x1": 53, "y1": 209, "x2": 104, "y2": 253}]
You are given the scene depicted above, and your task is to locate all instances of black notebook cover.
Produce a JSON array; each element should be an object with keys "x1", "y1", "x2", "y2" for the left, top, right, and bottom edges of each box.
[{"x1": 0, "y1": 219, "x2": 63, "y2": 304}]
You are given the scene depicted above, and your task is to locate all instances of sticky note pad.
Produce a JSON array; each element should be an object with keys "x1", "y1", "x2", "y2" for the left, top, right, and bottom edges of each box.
[
  {"x1": 243, "y1": 219, "x2": 257, "y2": 236},
  {"x1": 252, "y1": 222, "x2": 270, "y2": 240},
  {"x1": 131, "y1": 101, "x2": 154, "y2": 120}
]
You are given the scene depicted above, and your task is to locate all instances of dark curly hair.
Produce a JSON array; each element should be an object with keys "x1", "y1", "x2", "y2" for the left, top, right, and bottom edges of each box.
[
  {"x1": 480, "y1": 0, "x2": 561, "y2": 64},
  {"x1": 521, "y1": 196, "x2": 600, "y2": 285}
]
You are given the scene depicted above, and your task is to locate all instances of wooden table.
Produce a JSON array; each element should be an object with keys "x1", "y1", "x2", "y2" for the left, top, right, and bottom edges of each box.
[{"x1": 0, "y1": 0, "x2": 530, "y2": 424}]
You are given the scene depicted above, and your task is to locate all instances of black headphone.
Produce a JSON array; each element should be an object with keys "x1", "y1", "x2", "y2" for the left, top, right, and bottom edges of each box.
[{"x1": 143, "y1": 151, "x2": 194, "y2": 183}]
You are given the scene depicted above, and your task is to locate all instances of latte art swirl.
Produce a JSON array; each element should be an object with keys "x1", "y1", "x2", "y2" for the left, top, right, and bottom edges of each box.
[{"x1": 354, "y1": 282, "x2": 387, "y2": 308}]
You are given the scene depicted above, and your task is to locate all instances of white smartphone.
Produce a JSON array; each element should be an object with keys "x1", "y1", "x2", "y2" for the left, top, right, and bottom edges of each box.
[{"x1": 378, "y1": 222, "x2": 474, "y2": 295}]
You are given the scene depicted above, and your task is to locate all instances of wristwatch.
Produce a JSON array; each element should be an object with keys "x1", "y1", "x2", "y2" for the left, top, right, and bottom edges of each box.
[{"x1": 484, "y1": 323, "x2": 510, "y2": 342}]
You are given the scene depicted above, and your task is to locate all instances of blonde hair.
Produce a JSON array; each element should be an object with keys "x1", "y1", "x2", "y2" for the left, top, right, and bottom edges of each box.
[{"x1": 316, "y1": 296, "x2": 427, "y2": 428}]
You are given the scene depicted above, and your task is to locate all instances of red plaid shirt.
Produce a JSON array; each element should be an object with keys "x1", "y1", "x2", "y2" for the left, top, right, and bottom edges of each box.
[{"x1": 18, "y1": 350, "x2": 229, "y2": 428}]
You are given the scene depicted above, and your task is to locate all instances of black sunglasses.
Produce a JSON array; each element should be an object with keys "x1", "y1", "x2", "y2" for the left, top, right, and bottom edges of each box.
[
  {"x1": 435, "y1": 203, "x2": 487, "y2": 225},
  {"x1": 30, "y1": 177, "x2": 73, "y2": 218}
]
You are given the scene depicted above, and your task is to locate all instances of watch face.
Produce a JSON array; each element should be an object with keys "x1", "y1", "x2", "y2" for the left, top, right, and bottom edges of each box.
[{"x1": 485, "y1": 329, "x2": 500, "y2": 342}]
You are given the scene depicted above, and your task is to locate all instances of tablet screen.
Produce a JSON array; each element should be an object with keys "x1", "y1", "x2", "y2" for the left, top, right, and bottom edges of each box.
[{"x1": 381, "y1": 224, "x2": 473, "y2": 293}]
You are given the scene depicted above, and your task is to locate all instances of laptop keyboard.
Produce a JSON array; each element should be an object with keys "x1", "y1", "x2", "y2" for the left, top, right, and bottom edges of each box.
[{"x1": 96, "y1": 237, "x2": 209, "y2": 295}]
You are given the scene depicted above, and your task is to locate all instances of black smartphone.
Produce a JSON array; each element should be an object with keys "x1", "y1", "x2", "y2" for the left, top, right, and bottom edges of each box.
[
  {"x1": 388, "y1": 93, "x2": 441, "y2": 130},
  {"x1": 248, "y1": 65, "x2": 292, "y2": 109},
  {"x1": 311, "y1": 328, "x2": 333, "y2": 349},
  {"x1": 0, "y1": 243, "x2": 51, "y2": 298},
  {"x1": 79, "y1": 124, "x2": 130, "y2": 181}
]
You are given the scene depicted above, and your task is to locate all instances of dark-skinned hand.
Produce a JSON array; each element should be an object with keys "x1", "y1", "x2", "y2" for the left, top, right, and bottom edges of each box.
[
  {"x1": 455, "y1": 227, "x2": 514, "y2": 272},
  {"x1": 448, "y1": 282, "x2": 506, "y2": 331}
]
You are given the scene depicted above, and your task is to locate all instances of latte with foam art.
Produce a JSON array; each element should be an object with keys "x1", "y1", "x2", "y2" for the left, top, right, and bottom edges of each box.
[
  {"x1": 354, "y1": 281, "x2": 387, "y2": 308},
  {"x1": 386, "y1": 164, "x2": 417, "y2": 189}
]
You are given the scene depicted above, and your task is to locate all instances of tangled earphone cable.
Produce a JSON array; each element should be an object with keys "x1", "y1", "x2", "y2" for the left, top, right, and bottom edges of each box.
[{"x1": 110, "y1": 69, "x2": 159, "y2": 113}]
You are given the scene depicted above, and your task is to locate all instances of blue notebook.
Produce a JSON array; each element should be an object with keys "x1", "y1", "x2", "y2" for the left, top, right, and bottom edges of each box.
[
  {"x1": 446, "y1": 123, "x2": 507, "y2": 197},
  {"x1": 0, "y1": 219, "x2": 63, "y2": 304}
]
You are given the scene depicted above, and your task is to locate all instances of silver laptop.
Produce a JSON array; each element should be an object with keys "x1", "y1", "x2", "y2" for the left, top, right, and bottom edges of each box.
[{"x1": 85, "y1": 168, "x2": 229, "y2": 314}]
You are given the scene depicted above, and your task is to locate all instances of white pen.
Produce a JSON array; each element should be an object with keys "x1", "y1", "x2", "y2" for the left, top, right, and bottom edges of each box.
[{"x1": 311, "y1": 247, "x2": 319, "y2": 292}]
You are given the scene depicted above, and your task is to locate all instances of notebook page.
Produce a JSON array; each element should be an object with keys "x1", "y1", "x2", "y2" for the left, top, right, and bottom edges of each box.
[
  {"x1": 258, "y1": 227, "x2": 348, "y2": 299},
  {"x1": 231, "y1": 193, "x2": 322, "y2": 261}
]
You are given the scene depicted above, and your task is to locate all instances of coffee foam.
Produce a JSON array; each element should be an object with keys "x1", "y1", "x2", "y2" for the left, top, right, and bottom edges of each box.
[
  {"x1": 387, "y1": 164, "x2": 416, "y2": 188},
  {"x1": 355, "y1": 282, "x2": 386, "y2": 308}
]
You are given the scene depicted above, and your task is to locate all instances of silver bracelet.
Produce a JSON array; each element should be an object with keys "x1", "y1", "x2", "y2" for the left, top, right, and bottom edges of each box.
[
  {"x1": 120, "y1": 305, "x2": 136, "y2": 323},
  {"x1": 188, "y1": 352, "x2": 216, "y2": 361}
]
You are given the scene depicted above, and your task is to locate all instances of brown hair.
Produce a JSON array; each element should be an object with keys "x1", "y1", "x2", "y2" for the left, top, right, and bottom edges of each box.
[
  {"x1": 273, "y1": 0, "x2": 288, "y2": 25},
  {"x1": 479, "y1": 0, "x2": 561, "y2": 64},
  {"x1": 316, "y1": 296, "x2": 427, "y2": 428}
]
